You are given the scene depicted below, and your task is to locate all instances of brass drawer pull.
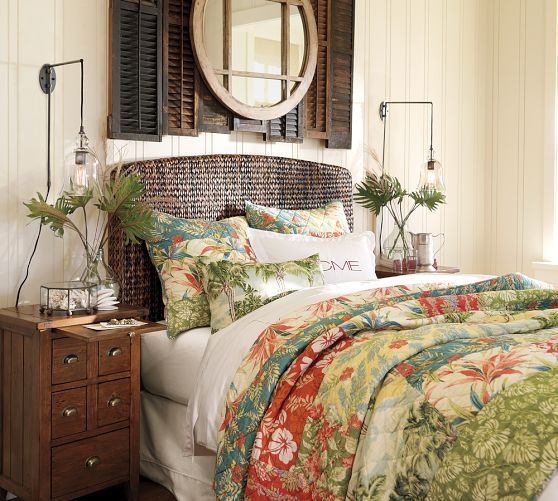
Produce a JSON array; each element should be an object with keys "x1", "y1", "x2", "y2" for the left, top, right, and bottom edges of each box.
[
  {"x1": 62, "y1": 406, "x2": 78, "y2": 418},
  {"x1": 63, "y1": 354, "x2": 79, "y2": 364},
  {"x1": 107, "y1": 396, "x2": 122, "y2": 408},
  {"x1": 108, "y1": 347, "x2": 123, "y2": 358},
  {"x1": 85, "y1": 456, "x2": 101, "y2": 469}
]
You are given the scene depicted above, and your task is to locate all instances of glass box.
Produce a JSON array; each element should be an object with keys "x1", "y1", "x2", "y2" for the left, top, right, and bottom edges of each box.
[{"x1": 40, "y1": 281, "x2": 97, "y2": 316}]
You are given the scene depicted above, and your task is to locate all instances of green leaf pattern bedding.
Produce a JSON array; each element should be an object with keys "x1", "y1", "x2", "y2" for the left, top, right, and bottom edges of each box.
[{"x1": 214, "y1": 274, "x2": 558, "y2": 500}]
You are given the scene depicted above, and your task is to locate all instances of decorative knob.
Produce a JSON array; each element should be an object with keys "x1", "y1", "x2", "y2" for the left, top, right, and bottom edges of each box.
[
  {"x1": 85, "y1": 456, "x2": 101, "y2": 469},
  {"x1": 62, "y1": 407, "x2": 78, "y2": 418},
  {"x1": 63, "y1": 354, "x2": 79, "y2": 364},
  {"x1": 107, "y1": 396, "x2": 122, "y2": 408},
  {"x1": 108, "y1": 347, "x2": 123, "y2": 357}
]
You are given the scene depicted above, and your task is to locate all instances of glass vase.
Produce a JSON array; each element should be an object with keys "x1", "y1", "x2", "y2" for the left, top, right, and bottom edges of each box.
[
  {"x1": 381, "y1": 224, "x2": 413, "y2": 261},
  {"x1": 80, "y1": 248, "x2": 120, "y2": 298}
]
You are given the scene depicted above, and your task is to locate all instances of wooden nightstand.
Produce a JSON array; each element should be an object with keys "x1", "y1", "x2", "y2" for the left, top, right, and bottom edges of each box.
[
  {"x1": 0, "y1": 305, "x2": 161, "y2": 501},
  {"x1": 375, "y1": 264, "x2": 460, "y2": 279}
]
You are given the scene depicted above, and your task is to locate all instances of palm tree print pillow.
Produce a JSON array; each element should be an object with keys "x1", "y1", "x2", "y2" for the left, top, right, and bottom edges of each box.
[
  {"x1": 245, "y1": 200, "x2": 350, "y2": 236},
  {"x1": 144, "y1": 211, "x2": 256, "y2": 338},
  {"x1": 200, "y1": 254, "x2": 325, "y2": 332}
]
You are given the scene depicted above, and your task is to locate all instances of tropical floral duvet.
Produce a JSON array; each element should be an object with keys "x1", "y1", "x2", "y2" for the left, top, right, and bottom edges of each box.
[{"x1": 213, "y1": 274, "x2": 558, "y2": 500}]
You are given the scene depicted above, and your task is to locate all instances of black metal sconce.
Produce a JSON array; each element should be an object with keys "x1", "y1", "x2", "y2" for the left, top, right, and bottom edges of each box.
[
  {"x1": 15, "y1": 58, "x2": 97, "y2": 306},
  {"x1": 379, "y1": 100, "x2": 446, "y2": 192}
]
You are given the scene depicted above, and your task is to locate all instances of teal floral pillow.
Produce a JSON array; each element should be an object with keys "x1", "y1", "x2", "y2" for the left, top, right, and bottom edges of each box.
[
  {"x1": 201, "y1": 254, "x2": 325, "y2": 332},
  {"x1": 245, "y1": 200, "x2": 350, "y2": 236},
  {"x1": 145, "y1": 211, "x2": 256, "y2": 338}
]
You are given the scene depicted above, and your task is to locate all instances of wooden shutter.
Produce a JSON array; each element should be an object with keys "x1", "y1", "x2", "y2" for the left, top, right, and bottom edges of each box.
[
  {"x1": 266, "y1": 102, "x2": 304, "y2": 143},
  {"x1": 305, "y1": 0, "x2": 329, "y2": 139},
  {"x1": 198, "y1": 81, "x2": 232, "y2": 134},
  {"x1": 164, "y1": 0, "x2": 198, "y2": 135},
  {"x1": 108, "y1": 0, "x2": 163, "y2": 141},
  {"x1": 326, "y1": 0, "x2": 354, "y2": 149}
]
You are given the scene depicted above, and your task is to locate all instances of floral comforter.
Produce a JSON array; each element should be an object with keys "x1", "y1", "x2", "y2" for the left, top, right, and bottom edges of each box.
[{"x1": 213, "y1": 274, "x2": 558, "y2": 500}]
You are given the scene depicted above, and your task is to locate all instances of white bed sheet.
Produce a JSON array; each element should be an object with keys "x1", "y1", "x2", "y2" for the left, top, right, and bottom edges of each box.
[
  {"x1": 140, "y1": 391, "x2": 215, "y2": 501},
  {"x1": 141, "y1": 326, "x2": 211, "y2": 405},
  {"x1": 187, "y1": 273, "x2": 492, "y2": 454}
]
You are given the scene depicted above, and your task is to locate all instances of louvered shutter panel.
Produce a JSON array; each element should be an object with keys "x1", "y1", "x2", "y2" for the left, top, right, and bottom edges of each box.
[
  {"x1": 109, "y1": 0, "x2": 163, "y2": 141},
  {"x1": 266, "y1": 102, "x2": 304, "y2": 143},
  {"x1": 327, "y1": 0, "x2": 354, "y2": 149},
  {"x1": 305, "y1": 0, "x2": 328, "y2": 139},
  {"x1": 164, "y1": 0, "x2": 198, "y2": 135}
]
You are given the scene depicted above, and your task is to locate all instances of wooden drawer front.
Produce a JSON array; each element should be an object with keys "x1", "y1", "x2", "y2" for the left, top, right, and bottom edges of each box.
[
  {"x1": 51, "y1": 428, "x2": 129, "y2": 498},
  {"x1": 98, "y1": 337, "x2": 131, "y2": 376},
  {"x1": 97, "y1": 378, "x2": 131, "y2": 428},
  {"x1": 52, "y1": 338, "x2": 87, "y2": 385},
  {"x1": 51, "y1": 387, "x2": 87, "y2": 439}
]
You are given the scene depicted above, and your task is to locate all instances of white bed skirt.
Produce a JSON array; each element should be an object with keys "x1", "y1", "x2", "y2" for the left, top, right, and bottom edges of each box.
[{"x1": 140, "y1": 391, "x2": 215, "y2": 501}]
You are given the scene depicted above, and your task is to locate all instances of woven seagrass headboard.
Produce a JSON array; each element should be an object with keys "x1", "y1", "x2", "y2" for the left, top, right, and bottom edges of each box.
[{"x1": 108, "y1": 154, "x2": 354, "y2": 321}]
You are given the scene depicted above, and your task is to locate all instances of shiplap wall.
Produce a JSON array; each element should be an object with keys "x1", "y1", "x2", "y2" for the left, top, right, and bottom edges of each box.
[
  {"x1": 366, "y1": 0, "x2": 491, "y2": 274},
  {"x1": 361, "y1": 0, "x2": 553, "y2": 278},
  {"x1": 0, "y1": 0, "x2": 554, "y2": 307},
  {"x1": 485, "y1": 0, "x2": 555, "y2": 277}
]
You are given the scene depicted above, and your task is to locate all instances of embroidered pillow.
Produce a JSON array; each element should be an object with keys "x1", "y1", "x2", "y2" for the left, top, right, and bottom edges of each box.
[
  {"x1": 245, "y1": 200, "x2": 350, "y2": 235},
  {"x1": 200, "y1": 254, "x2": 325, "y2": 332},
  {"x1": 247, "y1": 228, "x2": 377, "y2": 284},
  {"x1": 145, "y1": 211, "x2": 256, "y2": 338}
]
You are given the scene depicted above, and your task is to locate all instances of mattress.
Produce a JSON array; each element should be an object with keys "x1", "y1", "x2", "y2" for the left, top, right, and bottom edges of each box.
[{"x1": 140, "y1": 326, "x2": 211, "y2": 405}]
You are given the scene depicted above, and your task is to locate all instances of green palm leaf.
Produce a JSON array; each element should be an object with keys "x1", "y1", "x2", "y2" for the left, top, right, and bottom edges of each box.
[{"x1": 354, "y1": 173, "x2": 406, "y2": 216}]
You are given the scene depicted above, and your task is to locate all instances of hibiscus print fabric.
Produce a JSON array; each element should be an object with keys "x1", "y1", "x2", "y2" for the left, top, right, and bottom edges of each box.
[
  {"x1": 201, "y1": 254, "x2": 324, "y2": 332},
  {"x1": 145, "y1": 211, "x2": 256, "y2": 338},
  {"x1": 245, "y1": 200, "x2": 350, "y2": 235},
  {"x1": 214, "y1": 273, "x2": 558, "y2": 500}
]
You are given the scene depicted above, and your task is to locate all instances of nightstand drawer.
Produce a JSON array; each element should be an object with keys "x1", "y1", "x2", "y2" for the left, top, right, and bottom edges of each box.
[
  {"x1": 98, "y1": 337, "x2": 131, "y2": 376},
  {"x1": 51, "y1": 387, "x2": 87, "y2": 439},
  {"x1": 52, "y1": 338, "x2": 87, "y2": 385},
  {"x1": 97, "y1": 378, "x2": 131, "y2": 428},
  {"x1": 51, "y1": 428, "x2": 130, "y2": 498}
]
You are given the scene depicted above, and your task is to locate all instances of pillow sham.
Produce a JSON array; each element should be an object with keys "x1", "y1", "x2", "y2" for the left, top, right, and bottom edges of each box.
[
  {"x1": 145, "y1": 211, "x2": 256, "y2": 338},
  {"x1": 247, "y1": 228, "x2": 377, "y2": 284},
  {"x1": 245, "y1": 200, "x2": 350, "y2": 235},
  {"x1": 201, "y1": 254, "x2": 325, "y2": 332}
]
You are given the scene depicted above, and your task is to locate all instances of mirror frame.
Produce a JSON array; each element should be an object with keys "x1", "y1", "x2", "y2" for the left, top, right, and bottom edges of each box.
[{"x1": 190, "y1": 0, "x2": 318, "y2": 121}]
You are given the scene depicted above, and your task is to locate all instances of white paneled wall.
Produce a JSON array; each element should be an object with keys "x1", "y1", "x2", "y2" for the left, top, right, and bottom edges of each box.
[
  {"x1": 0, "y1": 0, "x2": 554, "y2": 307},
  {"x1": 367, "y1": 0, "x2": 493, "y2": 274},
  {"x1": 485, "y1": 0, "x2": 555, "y2": 277}
]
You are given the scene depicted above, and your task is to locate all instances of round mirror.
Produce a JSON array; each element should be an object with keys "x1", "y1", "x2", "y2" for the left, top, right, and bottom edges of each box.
[{"x1": 191, "y1": 0, "x2": 318, "y2": 121}]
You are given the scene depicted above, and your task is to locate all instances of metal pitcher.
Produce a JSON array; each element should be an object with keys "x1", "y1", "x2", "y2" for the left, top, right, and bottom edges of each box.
[{"x1": 409, "y1": 232, "x2": 444, "y2": 272}]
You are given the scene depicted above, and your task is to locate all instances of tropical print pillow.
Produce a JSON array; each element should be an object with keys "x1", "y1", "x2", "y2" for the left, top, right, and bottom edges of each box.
[
  {"x1": 145, "y1": 211, "x2": 256, "y2": 338},
  {"x1": 245, "y1": 200, "x2": 350, "y2": 235},
  {"x1": 200, "y1": 254, "x2": 325, "y2": 332}
]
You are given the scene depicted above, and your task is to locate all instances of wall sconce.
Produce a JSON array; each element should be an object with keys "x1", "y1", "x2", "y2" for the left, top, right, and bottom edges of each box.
[
  {"x1": 15, "y1": 58, "x2": 95, "y2": 306},
  {"x1": 379, "y1": 100, "x2": 446, "y2": 192},
  {"x1": 39, "y1": 59, "x2": 99, "y2": 197}
]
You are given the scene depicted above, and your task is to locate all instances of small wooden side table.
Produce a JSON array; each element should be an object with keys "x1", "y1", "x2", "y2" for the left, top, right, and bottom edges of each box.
[
  {"x1": 0, "y1": 304, "x2": 161, "y2": 501},
  {"x1": 375, "y1": 264, "x2": 460, "y2": 279}
]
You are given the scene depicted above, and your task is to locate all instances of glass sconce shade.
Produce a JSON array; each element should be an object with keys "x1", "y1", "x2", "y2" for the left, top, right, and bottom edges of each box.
[
  {"x1": 419, "y1": 158, "x2": 446, "y2": 193},
  {"x1": 65, "y1": 126, "x2": 100, "y2": 196}
]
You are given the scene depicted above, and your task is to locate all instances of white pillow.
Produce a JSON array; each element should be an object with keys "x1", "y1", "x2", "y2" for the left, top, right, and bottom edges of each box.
[{"x1": 247, "y1": 228, "x2": 377, "y2": 284}]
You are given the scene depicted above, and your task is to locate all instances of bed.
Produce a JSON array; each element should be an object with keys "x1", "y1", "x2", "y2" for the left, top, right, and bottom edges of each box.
[{"x1": 108, "y1": 155, "x2": 558, "y2": 501}]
